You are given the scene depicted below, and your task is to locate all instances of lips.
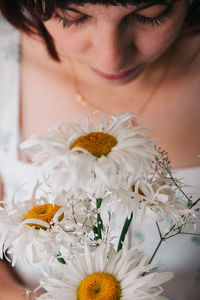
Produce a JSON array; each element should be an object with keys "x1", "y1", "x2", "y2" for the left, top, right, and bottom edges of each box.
[{"x1": 90, "y1": 65, "x2": 142, "y2": 81}]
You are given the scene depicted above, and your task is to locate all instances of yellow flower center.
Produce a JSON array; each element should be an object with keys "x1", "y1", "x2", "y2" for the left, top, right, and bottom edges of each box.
[
  {"x1": 70, "y1": 132, "x2": 117, "y2": 157},
  {"x1": 24, "y1": 204, "x2": 63, "y2": 229},
  {"x1": 77, "y1": 272, "x2": 121, "y2": 300}
]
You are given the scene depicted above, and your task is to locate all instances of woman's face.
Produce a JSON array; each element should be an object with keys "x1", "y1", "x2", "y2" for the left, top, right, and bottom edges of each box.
[{"x1": 44, "y1": 0, "x2": 188, "y2": 85}]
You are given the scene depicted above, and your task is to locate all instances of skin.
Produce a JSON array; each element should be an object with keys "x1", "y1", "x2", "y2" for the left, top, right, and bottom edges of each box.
[
  {"x1": 0, "y1": 0, "x2": 200, "y2": 297},
  {"x1": 19, "y1": 0, "x2": 200, "y2": 169},
  {"x1": 44, "y1": 1, "x2": 188, "y2": 85},
  {"x1": 0, "y1": 260, "x2": 26, "y2": 300}
]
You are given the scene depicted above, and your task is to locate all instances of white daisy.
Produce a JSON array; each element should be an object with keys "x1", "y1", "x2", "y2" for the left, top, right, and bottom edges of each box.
[
  {"x1": 20, "y1": 112, "x2": 156, "y2": 194},
  {"x1": 101, "y1": 176, "x2": 192, "y2": 228},
  {"x1": 35, "y1": 241, "x2": 173, "y2": 300},
  {"x1": 0, "y1": 184, "x2": 94, "y2": 267}
]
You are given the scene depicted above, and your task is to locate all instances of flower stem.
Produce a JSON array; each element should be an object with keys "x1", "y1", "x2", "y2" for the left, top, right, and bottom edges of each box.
[
  {"x1": 158, "y1": 161, "x2": 192, "y2": 205},
  {"x1": 181, "y1": 232, "x2": 200, "y2": 236},
  {"x1": 148, "y1": 239, "x2": 163, "y2": 264},
  {"x1": 117, "y1": 212, "x2": 133, "y2": 252},
  {"x1": 96, "y1": 198, "x2": 103, "y2": 240},
  {"x1": 190, "y1": 198, "x2": 200, "y2": 209},
  {"x1": 148, "y1": 222, "x2": 165, "y2": 264}
]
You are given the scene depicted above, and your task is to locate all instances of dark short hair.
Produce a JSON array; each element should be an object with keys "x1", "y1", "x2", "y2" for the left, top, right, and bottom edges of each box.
[{"x1": 0, "y1": 0, "x2": 199, "y2": 61}]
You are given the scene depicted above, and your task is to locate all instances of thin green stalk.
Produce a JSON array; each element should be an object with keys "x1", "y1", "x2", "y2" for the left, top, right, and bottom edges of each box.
[
  {"x1": 190, "y1": 198, "x2": 200, "y2": 209},
  {"x1": 158, "y1": 161, "x2": 192, "y2": 205},
  {"x1": 181, "y1": 232, "x2": 200, "y2": 236},
  {"x1": 149, "y1": 214, "x2": 200, "y2": 264},
  {"x1": 96, "y1": 198, "x2": 103, "y2": 240},
  {"x1": 148, "y1": 222, "x2": 165, "y2": 265},
  {"x1": 156, "y1": 222, "x2": 162, "y2": 239},
  {"x1": 148, "y1": 239, "x2": 163, "y2": 264},
  {"x1": 166, "y1": 232, "x2": 200, "y2": 239},
  {"x1": 117, "y1": 212, "x2": 133, "y2": 252}
]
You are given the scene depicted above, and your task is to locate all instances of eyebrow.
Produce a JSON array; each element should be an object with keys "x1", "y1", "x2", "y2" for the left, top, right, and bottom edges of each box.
[{"x1": 62, "y1": 0, "x2": 169, "y2": 14}]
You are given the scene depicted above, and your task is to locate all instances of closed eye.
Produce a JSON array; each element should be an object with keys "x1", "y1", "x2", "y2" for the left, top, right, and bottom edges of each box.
[
  {"x1": 54, "y1": 0, "x2": 176, "y2": 29},
  {"x1": 134, "y1": 0, "x2": 176, "y2": 26},
  {"x1": 55, "y1": 13, "x2": 89, "y2": 28}
]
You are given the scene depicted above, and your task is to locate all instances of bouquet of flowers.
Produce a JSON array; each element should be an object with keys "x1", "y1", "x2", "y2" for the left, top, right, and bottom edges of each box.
[{"x1": 0, "y1": 112, "x2": 199, "y2": 300}]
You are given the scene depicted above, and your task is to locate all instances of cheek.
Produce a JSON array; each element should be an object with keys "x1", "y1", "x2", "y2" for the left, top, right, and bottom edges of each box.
[
  {"x1": 135, "y1": 19, "x2": 186, "y2": 61},
  {"x1": 44, "y1": 21, "x2": 91, "y2": 56}
]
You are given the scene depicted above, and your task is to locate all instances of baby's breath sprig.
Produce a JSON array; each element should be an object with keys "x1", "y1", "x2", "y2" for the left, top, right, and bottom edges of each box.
[
  {"x1": 148, "y1": 148, "x2": 200, "y2": 264},
  {"x1": 154, "y1": 146, "x2": 200, "y2": 208},
  {"x1": 154, "y1": 146, "x2": 172, "y2": 174},
  {"x1": 148, "y1": 210, "x2": 200, "y2": 265}
]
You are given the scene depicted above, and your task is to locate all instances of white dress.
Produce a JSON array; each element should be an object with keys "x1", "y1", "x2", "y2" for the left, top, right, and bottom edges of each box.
[{"x1": 0, "y1": 17, "x2": 200, "y2": 299}]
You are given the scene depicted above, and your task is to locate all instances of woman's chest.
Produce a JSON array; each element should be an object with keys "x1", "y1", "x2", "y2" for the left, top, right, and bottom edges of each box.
[
  {"x1": 141, "y1": 72, "x2": 200, "y2": 168},
  {"x1": 19, "y1": 39, "x2": 200, "y2": 170}
]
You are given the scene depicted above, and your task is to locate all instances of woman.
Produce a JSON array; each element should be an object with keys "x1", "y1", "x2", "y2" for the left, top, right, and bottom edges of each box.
[{"x1": 0, "y1": 0, "x2": 199, "y2": 299}]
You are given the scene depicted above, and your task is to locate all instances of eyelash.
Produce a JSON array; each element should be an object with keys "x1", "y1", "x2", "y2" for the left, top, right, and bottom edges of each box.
[
  {"x1": 55, "y1": 13, "x2": 89, "y2": 28},
  {"x1": 135, "y1": 2, "x2": 175, "y2": 26},
  {"x1": 55, "y1": 2, "x2": 175, "y2": 29}
]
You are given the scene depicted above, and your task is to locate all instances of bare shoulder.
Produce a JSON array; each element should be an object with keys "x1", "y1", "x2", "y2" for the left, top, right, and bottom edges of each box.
[{"x1": 150, "y1": 33, "x2": 200, "y2": 169}]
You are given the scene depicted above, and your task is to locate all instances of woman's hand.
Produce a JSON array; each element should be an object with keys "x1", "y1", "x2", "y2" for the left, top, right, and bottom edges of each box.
[
  {"x1": 0, "y1": 260, "x2": 27, "y2": 300},
  {"x1": 0, "y1": 284, "x2": 26, "y2": 300}
]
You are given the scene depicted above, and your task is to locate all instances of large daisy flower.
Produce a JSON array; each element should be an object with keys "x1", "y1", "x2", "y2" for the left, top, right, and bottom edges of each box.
[
  {"x1": 0, "y1": 184, "x2": 95, "y2": 266},
  {"x1": 101, "y1": 176, "x2": 193, "y2": 228},
  {"x1": 35, "y1": 241, "x2": 173, "y2": 300},
  {"x1": 20, "y1": 112, "x2": 156, "y2": 194}
]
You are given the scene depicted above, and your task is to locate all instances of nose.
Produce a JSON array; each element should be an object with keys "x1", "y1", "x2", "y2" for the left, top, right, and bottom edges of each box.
[{"x1": 92, "y1": 23, "x2": 134, "y2": 74}]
